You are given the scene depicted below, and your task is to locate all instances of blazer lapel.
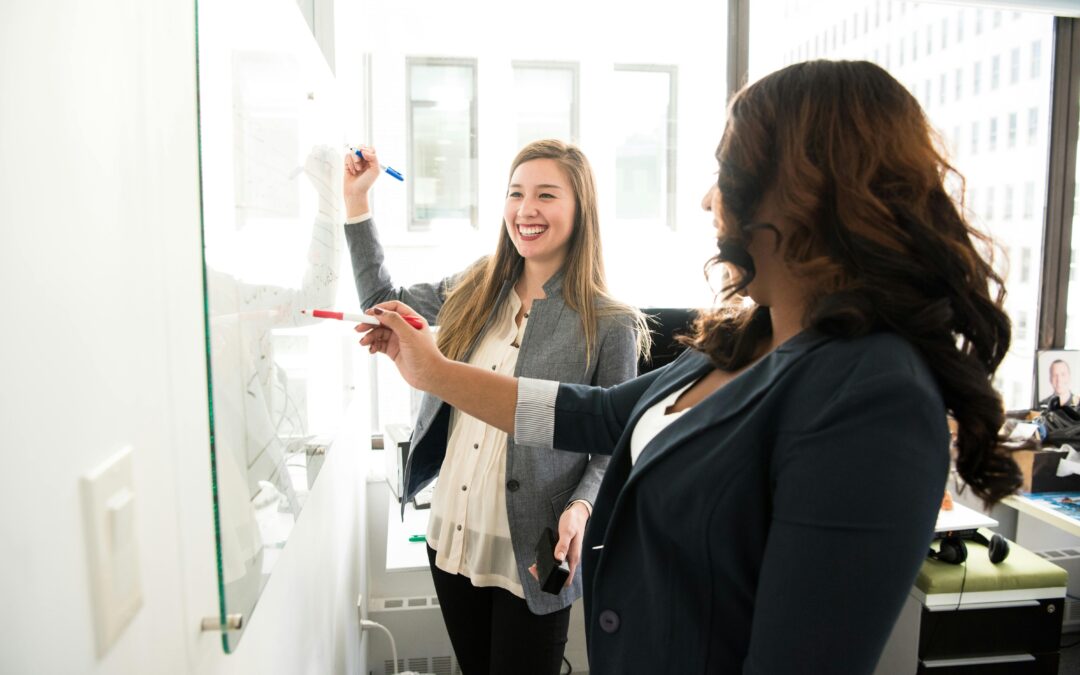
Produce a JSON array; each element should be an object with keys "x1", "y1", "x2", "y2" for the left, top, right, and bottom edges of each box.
[{"x1": 625, "y1": 330, "x2": 831, "y2": 482}]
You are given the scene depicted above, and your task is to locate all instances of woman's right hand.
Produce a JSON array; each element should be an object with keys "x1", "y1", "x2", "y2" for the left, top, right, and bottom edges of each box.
[
  {"x1": 343, "y1": 145, "x2": 380, "y2": 218},
  {"x1": 356, "y1": 300, "x2": 445, "y2": 392}
]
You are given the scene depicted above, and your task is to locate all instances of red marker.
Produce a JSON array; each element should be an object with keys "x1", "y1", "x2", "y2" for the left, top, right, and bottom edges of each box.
[{"x1": 301, "y1": 309, "x2": 424, "y2": 330}]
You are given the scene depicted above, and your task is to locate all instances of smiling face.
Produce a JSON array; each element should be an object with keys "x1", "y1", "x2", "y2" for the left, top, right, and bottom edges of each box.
[{"x1": 503, "y1": 158, "x2": 576, "y2": 268}]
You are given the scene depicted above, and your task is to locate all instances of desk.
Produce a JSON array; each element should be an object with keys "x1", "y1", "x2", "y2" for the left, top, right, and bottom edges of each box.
[
  {"x1": 1002, "y1": 494, "x2": 1080, "y2": 539},
  {"x1": 385, "y1": 494, "x2": 431, "y2": 572}
]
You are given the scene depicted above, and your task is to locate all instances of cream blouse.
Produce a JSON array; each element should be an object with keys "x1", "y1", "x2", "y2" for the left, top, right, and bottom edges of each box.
[{"x1": 426, "y1": 291, "x2": 529, "y2": 597}]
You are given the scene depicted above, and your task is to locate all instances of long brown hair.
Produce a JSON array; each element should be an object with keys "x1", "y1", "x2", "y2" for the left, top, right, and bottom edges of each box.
[
  {"x1": 436, "y1": 139, "x2": 649, "y2": 366},
  {"x1": 681, "y1": 60, "x2": 1019, "y2": 505}
]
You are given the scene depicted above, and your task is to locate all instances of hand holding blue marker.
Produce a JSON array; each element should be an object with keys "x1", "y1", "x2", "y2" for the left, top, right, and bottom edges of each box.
[{"x1": 353, "y1": 147, "x2": 404, "y2": 182}]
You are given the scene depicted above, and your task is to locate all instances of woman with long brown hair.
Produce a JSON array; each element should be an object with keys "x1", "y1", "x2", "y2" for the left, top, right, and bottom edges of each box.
[
  {"x1": 343, "y1": 139, "x2": 647, "y2": 674},
  {"x1": 357, "y1": 61, "x2": 1021, "y2": 673}
]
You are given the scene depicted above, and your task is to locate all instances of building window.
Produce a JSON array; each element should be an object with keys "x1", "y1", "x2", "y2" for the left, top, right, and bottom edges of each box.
[
  {"x1": 986, "y1": 186, "x2": 995, "y2": 220},
  {"x1": 941, "y1": 18, "x2": 948, "y2": 49},
  {"x1": 954, "y1": 67, "x2": 962, "y2": 99},
  {"x1": 957, "y1": 9, "x2": 965, "y2": 42},
  {"x1": 1024, "y1": 182, "x2": 1035, "y2": 220},
  {"x1": 993, "y1": 10, "x2": 1002, "y2": 28},
  {"x1": 1020, "y1": 247, "x2": 1032, "y2": 283},
  {"x1": 614, "y1": 65, "x2": 677, "y2": 230},
  {"x1": 1008, "y1": 112, "x2": 1017, "y2": 148},
  {"x1": 912, "y1": 31, "x2": 918, "y2": 61},
  {"x1": 1010, "y1": 47, "x2": 1020, "y2": 85},
  {"x1": 1028, "y1": 107, "x2": 1039, "y2": 145},
  {"x1": 899, "y1": 37, "x2": 905, "y2": 66},
  {"x1": 926, "y1": 25, "x2": 933, "y2": 56},
  {"x1": 973, "y1": 61, "x2": 981, "y2": 95},
  {"x1": 512, "y1": 62, "x2": 579, "y2": 148},
  {"x1": 989, "y1": 117, "x2": 998, "y2": 152},
  {"x1": 1031, "y1": 40, "x2": 1042, "y2": 79},
  {"x1": 1004, "y1": 185, "x2": 1014, "y2": 220},
  {"x1": 1016, "y1": 311, "x2": 1028, "y2": 341},
  {"x1": 991, "y1": 54, "x2": 1000, "y2": 90},
  {"x1": 406, "y1": 58, "x2": 478, "y2": 231},
  {"x1": 976, "y1": 9, "x2": 984, "y2": 35},
  {"x1": 971, "y1": 121, "x2": 979, "y2": 155},
  {"x1": 939, "y1": 74, "x2": 946, "y2": 105}
]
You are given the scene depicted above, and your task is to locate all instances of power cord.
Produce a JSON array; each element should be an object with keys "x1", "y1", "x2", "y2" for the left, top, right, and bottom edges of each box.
[{"x1": 360, "y1": 618, "x2": 424, "y2": 675}]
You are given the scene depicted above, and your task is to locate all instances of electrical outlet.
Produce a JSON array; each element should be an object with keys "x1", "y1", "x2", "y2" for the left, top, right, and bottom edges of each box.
[{"x1": 82, "y1": 446, "x2": 142, "y2": 656}]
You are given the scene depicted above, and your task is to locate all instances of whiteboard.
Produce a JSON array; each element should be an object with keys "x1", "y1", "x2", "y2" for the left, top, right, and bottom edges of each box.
[{"x1": 196, "y1": 0, "x2": 351, "y2": 651}]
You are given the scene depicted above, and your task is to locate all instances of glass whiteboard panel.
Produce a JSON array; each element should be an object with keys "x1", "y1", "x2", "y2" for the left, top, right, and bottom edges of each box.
[{"x1": 195, "y1": 0, "x2": 348, "y2": 651}]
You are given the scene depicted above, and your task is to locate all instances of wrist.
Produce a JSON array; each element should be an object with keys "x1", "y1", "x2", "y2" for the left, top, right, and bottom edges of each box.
[{"x1": 345, "y1": 196, "x2": 371, "y2": 219}]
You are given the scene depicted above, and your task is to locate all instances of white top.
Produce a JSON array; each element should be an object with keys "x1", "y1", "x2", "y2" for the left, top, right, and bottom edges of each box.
[
  {"x1": 629, "y1": 380, "x2": 696, "y2": 465},
  {"x1": 426, "y1": 291, "x2": 528, "y2": 597}
]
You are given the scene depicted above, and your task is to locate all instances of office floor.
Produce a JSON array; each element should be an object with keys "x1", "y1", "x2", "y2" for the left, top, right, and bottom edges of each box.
[{"x1": 1061, "y1": 634, "x2": 1080, "y2": 673}]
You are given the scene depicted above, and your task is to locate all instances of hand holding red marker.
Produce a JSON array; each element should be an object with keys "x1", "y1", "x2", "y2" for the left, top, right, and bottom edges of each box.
[{"x1": 300, "y1": 308, "x2": 424, "y2": 330}]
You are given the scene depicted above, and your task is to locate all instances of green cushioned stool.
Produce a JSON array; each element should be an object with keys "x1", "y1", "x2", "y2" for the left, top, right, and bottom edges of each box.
[{"x1": 875, "y1": 538, "x2": 1068, "y2": 674}]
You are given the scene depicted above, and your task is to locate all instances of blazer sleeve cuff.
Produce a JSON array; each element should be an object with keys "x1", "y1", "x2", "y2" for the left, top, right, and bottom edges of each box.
[
  {"x1": 515, "y1": 377, "x2": 559, "y2": 448},
  {"x1": 344, "y1": 212, "x2": 372, "y2": 225}
]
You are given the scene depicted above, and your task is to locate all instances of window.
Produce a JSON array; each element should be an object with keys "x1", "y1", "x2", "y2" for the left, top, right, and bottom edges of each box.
[
  {"x1": 957, "y1": 9, "x2": 965, "y2": 42},
  {"x1": 912, "y1": 31, "x2": 918, "y2": 61},
  {"x1": 1028, "y1": 107, "x2": 1039, "y2": 145},
  {"x1": 991, "y1": 54, "x2": 1000, "y2": 90},
  {"x1": 1020, "y1": 247, "x2": 1032, "y2": 283},
  {"x1": 926, "y1": 26, "x2": 933, "y2": 56},
  {"x1": 955, "y1": 67, "x2": 962, "y2": 99},
  {"x1": 989, "y1": 117, "x2": 998, "y2": 151},
  {"x1": 1004, "y1": 185, "x2": 1014, "y2": 220},
  {"x1": 1031, "y1": 40, "x2": 1042, "y2": 80},
  {"x1": 1010, "y1": 47, "x2": 1020, "y2": 85},
  {"x1": 993, "y1": 10, "x2": 1002, "y2": 28},
  {"x1": 973, "y1": 61, "x2": 981, "y2": 95},
  {"x1": 1008, "y1": 112, "x2": 1017, "y2": 148},
  {"x1": 899, "y1": 37, "x2": 906, "y2": 66},
  {"x1": 924, "y1": 79, "x2": 931, "y2": 107},
  {"x1": 1024, "y1": 182, "x2": 1035, "y2": 220},
  {"x1": 971, "y1": 120, "x2": 979, "y2": 154},
  {"x1": 406, "y1": 58, "x2": 478, "y2": 230},
  {"x1": 512, "y1": 62, "x2": 579, "y2": 148},
  {"x1": 939, "y1": 74, "x2": 946, "y2": 105},
  {"x1": 613, "y1": 65, "x2": 677, "y2": 231},
  {"x1": 986, "y1": 186, "x2": 995, "y2": 220},
  {"x1": 941, "y1": 18, "x2": 948, "y2": 49},
  {"x1": 976, "y1": 9, "x2": 984, "y2": 35},
  {"x1": 1016, "y1": 311, "x2": 1028, "y2": 341}
]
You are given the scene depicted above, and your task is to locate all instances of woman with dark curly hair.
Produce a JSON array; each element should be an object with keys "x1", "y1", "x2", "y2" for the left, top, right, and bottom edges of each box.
[{"x1": 356, "y1": 60, "x2": 1021, "y2": 674}]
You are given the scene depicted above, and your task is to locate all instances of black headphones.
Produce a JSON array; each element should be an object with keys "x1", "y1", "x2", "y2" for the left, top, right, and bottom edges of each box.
[{"x1": 927, "y1": 529, "x2": 1010, "y2": 565}]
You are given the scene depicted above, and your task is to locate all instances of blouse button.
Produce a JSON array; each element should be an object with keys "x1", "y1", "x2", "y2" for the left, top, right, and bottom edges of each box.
[
  {"x1": 506, "y1": 479, "x2": 520, "y2": 492},
  {"x1": 491, "y1": 365, "x2": 497, "y2": 370},
  {"x1": 524, "y1": 312, "x2": 530, "y2": 318},
  {"x1": 461, "y1": 485, "x2": 467, "y2": 491},
  {"x1": 456, "y1": 524, "x2": 463, "y2": 531},
  {"x1": 473, "y1": 443, "x2": 479, "y2": 449}
]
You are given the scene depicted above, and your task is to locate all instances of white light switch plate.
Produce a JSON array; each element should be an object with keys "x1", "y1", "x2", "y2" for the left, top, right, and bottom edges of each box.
[{"x1": 82, "y1": 445, "x2": 142, "y2": 657}]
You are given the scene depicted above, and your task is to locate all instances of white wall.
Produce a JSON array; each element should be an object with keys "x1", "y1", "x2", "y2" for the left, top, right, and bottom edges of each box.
[{"x1": 0, "y1": 1, "x2": 369, "y2": 673}]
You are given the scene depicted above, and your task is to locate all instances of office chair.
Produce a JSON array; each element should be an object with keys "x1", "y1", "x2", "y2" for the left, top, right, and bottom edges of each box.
[{"x1": 639, "y1": 308, "x2": 698, "y2": 375}]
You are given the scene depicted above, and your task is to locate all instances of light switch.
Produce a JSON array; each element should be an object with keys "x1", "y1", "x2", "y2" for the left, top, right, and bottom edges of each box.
[{"x1": 82, "y1": 446, "x2": 142, "y2": 657}]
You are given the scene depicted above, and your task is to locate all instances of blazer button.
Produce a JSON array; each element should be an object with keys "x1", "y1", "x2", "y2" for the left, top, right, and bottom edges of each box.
[
  {"x1": 598, "y1": 610, "x2": 620, "y2": 633},
  {"x1": 506, "y1": 479, "x2": 520, "y2": 492}
]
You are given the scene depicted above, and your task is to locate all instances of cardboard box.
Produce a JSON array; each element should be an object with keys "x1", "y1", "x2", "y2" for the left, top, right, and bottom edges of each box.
[{"x1": 1013, "y1": 449, "x2": 1080, "y2": 493}]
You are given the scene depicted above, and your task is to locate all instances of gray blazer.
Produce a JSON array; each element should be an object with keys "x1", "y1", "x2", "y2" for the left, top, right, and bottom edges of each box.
[{"x1": 345, "y1": 218, "x2": 639, "y2": 613}]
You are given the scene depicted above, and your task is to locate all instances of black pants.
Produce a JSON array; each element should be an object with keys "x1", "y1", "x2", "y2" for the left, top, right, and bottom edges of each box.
[{"x1": 427, "y1": 546, "x2": 571, "y2": 675}]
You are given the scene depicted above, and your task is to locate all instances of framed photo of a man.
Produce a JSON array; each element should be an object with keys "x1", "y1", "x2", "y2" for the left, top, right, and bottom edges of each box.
[{"x1": 1036, "y1": 350, "x2": 1080, "y2": 408}]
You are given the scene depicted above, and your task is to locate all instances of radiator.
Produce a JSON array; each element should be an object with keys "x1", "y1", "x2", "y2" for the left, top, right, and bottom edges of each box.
[
  {"x1": 366, "y1": 595, "x2": 461, "y2": 675},
  {"x1": 1035, "y1": 547, "x2": 1080, "y2": 631}
]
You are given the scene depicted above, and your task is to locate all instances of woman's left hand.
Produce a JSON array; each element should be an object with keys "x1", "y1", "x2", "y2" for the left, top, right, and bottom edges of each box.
[{"x1": 530, "y1": 501, "x2": 590, "y2": 589}]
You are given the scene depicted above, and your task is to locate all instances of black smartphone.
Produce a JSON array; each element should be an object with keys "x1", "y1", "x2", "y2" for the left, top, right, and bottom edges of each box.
[{"x1": 534, "y1": 526, "x2": 570, "y2": 594}]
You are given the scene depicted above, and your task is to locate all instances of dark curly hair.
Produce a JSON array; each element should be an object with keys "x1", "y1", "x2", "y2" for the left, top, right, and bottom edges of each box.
[{"x1": 680, "y1": 60, "x2": 1020, "y2": 506}]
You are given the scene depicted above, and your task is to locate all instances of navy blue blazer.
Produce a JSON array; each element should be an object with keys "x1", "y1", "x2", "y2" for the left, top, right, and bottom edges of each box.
[{"x1": 549, "y1": 330, "x2": 949, "y2": 674}]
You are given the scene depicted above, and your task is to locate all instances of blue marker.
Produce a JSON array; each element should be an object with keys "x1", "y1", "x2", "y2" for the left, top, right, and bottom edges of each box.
[{"x1": 354, "y1": 148, "x2": 404, "y2": 182}]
